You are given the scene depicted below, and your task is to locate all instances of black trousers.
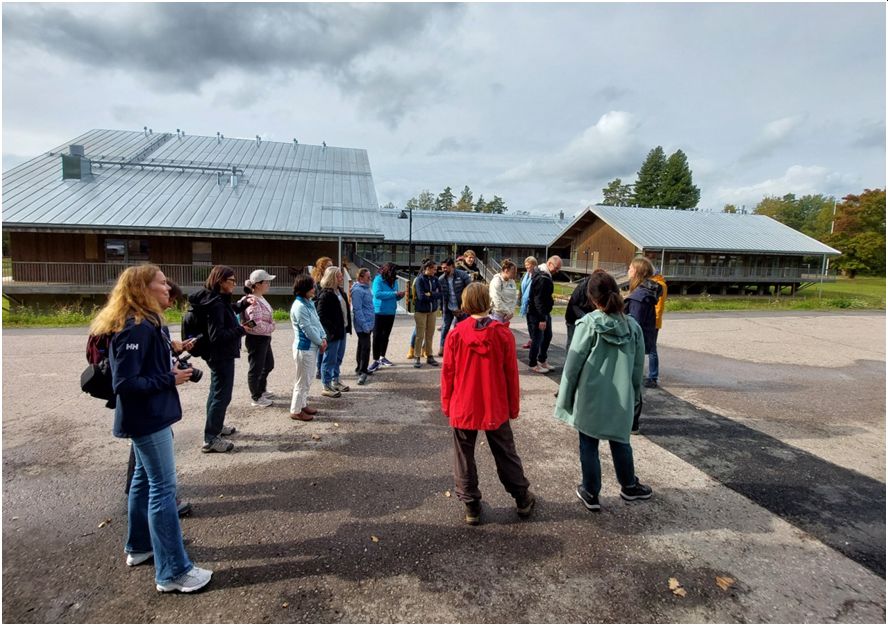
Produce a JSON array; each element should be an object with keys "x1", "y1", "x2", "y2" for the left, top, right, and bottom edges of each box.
[
  {"x1": 372, "y1": 314, "x2": 395, "y2": 360},
  {"x1": 245, "y1": 334, "x2": 274, "y2": 400},
  {"x1": 452, "y1": 421, "x2": 530, "y2": 503},
  {"x1": 355, "y1": 331, "x2": 371, "y2": 373}
]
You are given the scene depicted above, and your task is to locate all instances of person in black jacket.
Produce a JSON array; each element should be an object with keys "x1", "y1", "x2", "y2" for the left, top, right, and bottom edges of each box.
[
  {"x1": 188, "y1": 265, "x2": 253, "y2": 453},
  {"x1": 412, "y1": 260, "x2": 442, "y2": 368},
  {"x1": 315, "y1": 266, "x2": 353, "y2": 397},
  {"x1": 91, "y1": 264, "x2": 212, "y2": 593},
  {"x1": 438, "y1": 258, "x2": 472, "y2": 357},
  {"x1": 527, "y1": 255, "x2": 562, "y2": 373},
  {"x1": 565, "y1": 276, "x2": 597, "y2": 349},
  {"x1": 624, "y1": 256, "x2": 662, "y2": 433}
]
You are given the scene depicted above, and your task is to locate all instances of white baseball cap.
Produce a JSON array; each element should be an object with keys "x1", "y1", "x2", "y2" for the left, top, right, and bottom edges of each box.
[{"x1": 249, "y1": 269, "x2": 276, "y2": 284}]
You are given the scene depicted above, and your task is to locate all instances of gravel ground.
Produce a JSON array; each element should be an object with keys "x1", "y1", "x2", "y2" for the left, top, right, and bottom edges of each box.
[{"x1": 2, "y1": 311, "x2": 885, "y2": 623}]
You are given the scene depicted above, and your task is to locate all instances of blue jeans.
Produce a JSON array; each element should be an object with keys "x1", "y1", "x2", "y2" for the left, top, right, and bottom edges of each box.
[
  {"x1": 126, "y1": 427, "x2": 192, "y2": 584},
  {"x1": 647, "y1": 329, "x2": 659, "y2": 381},
  {"x1": 440, "y1": 308, "x2": 466, "y2": 351},
  {"x1": 578, "y1": 431, "x2": 637, "y2": 496},
  {"x1": 321, "y1": 337, "x2": 347, "y2": 384},
  {"x1": 527, "y1": 313, "x2": 553, "y2": 366},
  {"x1": 205, "y1": 358, "x2": 235, "y2": 443}
]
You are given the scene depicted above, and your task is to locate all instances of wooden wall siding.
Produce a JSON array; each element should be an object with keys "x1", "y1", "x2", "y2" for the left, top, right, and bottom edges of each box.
[
  {"x1": 9, "y1": 232, "x2": 85, "y2": 262},
  {"x1": 210, "y1": 239, "x2": 337, "y2": 267},
  {"x1": 571, "y1": 220, "x2": 636, "y2": 266}
]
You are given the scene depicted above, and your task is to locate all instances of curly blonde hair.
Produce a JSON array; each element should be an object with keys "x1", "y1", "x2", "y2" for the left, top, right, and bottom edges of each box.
[
  {"x1": 89, "y1": 264, "x2": 166, "y2": 335},
  {"x1": 311, "y1": 257, "x2": 333, "y2": 284}
]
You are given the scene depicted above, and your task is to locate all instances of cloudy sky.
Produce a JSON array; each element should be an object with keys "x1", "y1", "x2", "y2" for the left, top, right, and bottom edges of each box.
[{"x1": 2, "y1": 2, "x2": 885, "y2": 216}]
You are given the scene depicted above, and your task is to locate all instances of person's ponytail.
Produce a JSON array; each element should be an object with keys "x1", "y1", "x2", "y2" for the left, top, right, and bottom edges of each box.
[{"x1": 586, "y1": 269, "x2": 624, "y2": 314}]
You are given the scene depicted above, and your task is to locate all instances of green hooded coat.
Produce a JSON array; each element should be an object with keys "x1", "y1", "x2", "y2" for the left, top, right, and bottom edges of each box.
[{"x1": 554, "y1": 310, "x2": 645, "y2": 444}]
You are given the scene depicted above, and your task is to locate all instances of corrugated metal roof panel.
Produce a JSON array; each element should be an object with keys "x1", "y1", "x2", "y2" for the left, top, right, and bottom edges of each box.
[
  {"x1": 577, "y1": 205, "x2": 839, "y2": 255},
  {"x1": 3, "y1": 129, "x2": 382, "y2": 238},
  {"x1": 378, "y1": 209, "x2": 566, "y2": 246}
]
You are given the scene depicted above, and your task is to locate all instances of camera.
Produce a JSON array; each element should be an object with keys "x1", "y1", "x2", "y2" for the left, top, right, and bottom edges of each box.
[{"x1": 176, "y1": 353, "x2": 203, "y2": 383}]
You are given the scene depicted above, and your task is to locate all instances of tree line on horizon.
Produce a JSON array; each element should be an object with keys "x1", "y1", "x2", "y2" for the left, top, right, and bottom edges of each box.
[{"x1": 384, "y1": 186, "x2": 510, "y2": 214}]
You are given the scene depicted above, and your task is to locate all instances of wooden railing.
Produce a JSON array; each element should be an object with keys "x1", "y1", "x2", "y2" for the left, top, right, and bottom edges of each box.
[
  {"x1": 662, "y1": 264, "x2": 833, "y2": 282},
  {"x1": 2, "y1": 262, "x2": 302, "y2": 288}
]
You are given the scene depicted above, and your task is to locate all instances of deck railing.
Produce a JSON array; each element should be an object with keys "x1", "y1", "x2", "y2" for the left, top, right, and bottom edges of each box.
[{"x1": 2, "y1": 262, "x2": 301, "y2": 288}]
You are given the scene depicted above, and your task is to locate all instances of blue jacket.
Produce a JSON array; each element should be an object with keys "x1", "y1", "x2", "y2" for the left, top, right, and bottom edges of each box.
[
  {"x1": 110, "y1": 317, "x2": 182, "y2": 438},
  {"x1": 351, "y1": 281, "x2": 375, "y2": 333},
  {"x1": 438, "y1": 269, "x2": 471, "y2": 312},
  {"x1": 520, "y1": 270, "x2": 534, "y2": 316},
  {"x1": 372, "y1": 274, "x2": 402, "y2": 315},
  {"x1": 413, "y1": 274, "x2": 442, "y2": 313},
  {"x1": 291, "y1": 296, "x2": 326, "y2": 351}
]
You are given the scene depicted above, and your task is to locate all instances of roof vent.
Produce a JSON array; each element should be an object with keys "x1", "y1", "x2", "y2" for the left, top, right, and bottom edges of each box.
[
  {"x1": 293, "y1": 138, "x2": 298, "y2": 146},
  {"x1": 255, "y1": 135, "x2": 261, "y2": 145},
  {"x1": 143, "y1": 126, "x2": 149, "y2": 137},
  {"x1": 230, "y1": 165, "x2": 238, "y2": 188},
  {"x1": 216, "y1": 132, "x2": 222, "y2": 144},
  {"x1": 69, "y1": 144, "x2": 84, "y2": 157},
  {"x1": 322, "y1": 141, "x2": 327, "y2": 148}
]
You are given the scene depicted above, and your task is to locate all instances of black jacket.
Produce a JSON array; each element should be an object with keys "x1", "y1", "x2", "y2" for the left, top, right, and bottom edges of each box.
[
  {"x1": 528, "y1": 268, "x2": 554, "y2": 318},
  {"x1": 316, "y1": 287, "x2": 353, "y2": 341},
  {"x1": 457, "y1": 260, "x2": 485, "y2": 284},
  {"x1": 188, "y1": 288, "x2": 247, "y2": 361},
  {"x1": 625, "y1": 279, "x2": 663, "y2": 354},
  {"x1": 110, "y1": 318, "x2": 181, "y2": 438},
  {"x1": 565, "y1": 277, "x2": 596, "y2": 325},
  {"x1": 413, "y1": 274, "x2": 442, "y2": 313},
  {"x1": 438, "y1": 269, "x2": 471, "y2": 311}
]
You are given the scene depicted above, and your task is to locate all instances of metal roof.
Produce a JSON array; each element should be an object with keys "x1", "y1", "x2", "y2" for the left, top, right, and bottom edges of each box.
[
  {"x1": 551, "y1": 205, "x2": 840, "y2": 255},
  {"x1": 379, "y1": 209, "x2": 565, "y2": 247},
  {"x1": 2, "y1": 129, "x2": 383, "y2": 239}
]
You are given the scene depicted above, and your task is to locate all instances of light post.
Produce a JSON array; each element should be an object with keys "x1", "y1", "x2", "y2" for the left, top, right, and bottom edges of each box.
[
  {"x1": 398, "y1": 207, "x2": 413, "y2": 312},
  {"x1": 584, "y1": 249, "x2": 590, "y2": 274}
]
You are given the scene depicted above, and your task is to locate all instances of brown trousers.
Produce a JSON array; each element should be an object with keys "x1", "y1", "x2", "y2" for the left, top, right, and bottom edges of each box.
[{"x1": 452, "y1": 420, "x2": 530, "y2": 503}]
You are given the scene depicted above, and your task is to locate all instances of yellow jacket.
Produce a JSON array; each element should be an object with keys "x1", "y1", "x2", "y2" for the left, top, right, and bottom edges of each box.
[{"x1": 652, "y1": 274, "x2": 667, "y2": 329}]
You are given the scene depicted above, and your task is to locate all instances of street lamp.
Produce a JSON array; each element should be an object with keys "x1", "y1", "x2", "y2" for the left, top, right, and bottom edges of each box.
[{"x1": 398, "y1": 207, "x2": 413, "y2": 312}]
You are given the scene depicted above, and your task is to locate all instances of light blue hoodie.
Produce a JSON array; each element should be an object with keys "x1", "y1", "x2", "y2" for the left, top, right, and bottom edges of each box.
[
  {"x1": 290, "y1": 296, "x2": 326, "y2": 352},
  {"x1": 372, "y1": 274, "x2": 402, "y2": 315},
  {"x1": 351, "y1": 281, "x2": 375, "y2": 333},
  {"x1": 520, "y1": 270, "x2": 534, "y2": 316}
]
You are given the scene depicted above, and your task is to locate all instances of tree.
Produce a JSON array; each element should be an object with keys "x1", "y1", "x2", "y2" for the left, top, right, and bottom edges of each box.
[
  {"x1": 473, "y1": 194, "x2": 487, "y2": 213},
  {"x1": 827, "y1": 189, "x2": 886, "y2": 276},
  {"x1": 754, "y1": 193, "x2": 834, "y2": 239},
  {"x1": 633, "y1": 146, "x2": 666, "y2": 207},
  {"x1": 658, "y1": 149, "x2": 700, "y2": 209},
  {"x1": 381, "y1": 201, "x2": 395, "y2": 209},
  {"x1": 722, "y1": 204, "x2": 737, "y2": 214},
  {"x1": 601, "y1": 178, "x2": 634, "y2": 206},
  {"x1": 435, "y1": 186, "x2": 454, "y2": 211},
  {"x1": 416, "y1": 190, "x2": 435, "y2": 211},
  {"x1": 405, "y1": 197, "x2": 419, "y2": 211},
  {"x1": 454, "y1": 185, "x2": 474, "y2": 212},
  {"x1": 486, "y1": 195, "x2": 508, "y2": 214}
]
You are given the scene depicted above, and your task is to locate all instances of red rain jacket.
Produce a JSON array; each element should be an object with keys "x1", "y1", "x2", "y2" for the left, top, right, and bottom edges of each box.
[{"x1": 441, "y1": 317, "x2": 520, "y2": 430}]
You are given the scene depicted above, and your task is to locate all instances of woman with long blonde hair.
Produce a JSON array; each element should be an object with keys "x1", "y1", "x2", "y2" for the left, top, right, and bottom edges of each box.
[{"x1": 97, "y1": 264, "x2": 212, "y2": 593}]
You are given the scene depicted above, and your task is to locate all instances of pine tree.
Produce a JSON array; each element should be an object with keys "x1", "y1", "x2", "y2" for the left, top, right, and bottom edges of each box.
[
  {"x1": 417, "y1": 190, "x2": 435, "y2": 211},
  {"x1": 633, "y1": 146, "x2": 666, "y2": 207},
  {"x1": 473, "y1": 194, "x2": 487, "y2": 213},
  {"x1": 486, "y1": 195, "x2": 508, "y2": 214},
  {"x1": 435, "y1": 186, "x2": 454, "y2": 211},
  {"x1": 658, "y1": 150, "x2": 700, "y2": 209},
  {"x1": 601, "y1": 178, "x2": 634, "y2": 206},
  {"x1": 454, "y1": 185, "x2": 474, "y2": 212}
]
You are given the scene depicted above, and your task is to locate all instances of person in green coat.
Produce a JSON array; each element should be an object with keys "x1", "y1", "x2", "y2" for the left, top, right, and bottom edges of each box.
[{"x1": 554, "y1": 270, "x2": 653, "y2": 512}]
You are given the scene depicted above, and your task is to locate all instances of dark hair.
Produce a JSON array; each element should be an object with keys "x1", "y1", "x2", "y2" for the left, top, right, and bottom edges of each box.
[
  {"x1": 421, "y1": 260, "x2": 437, "y2": 271},
  {"x1": 441, "y1": 257, "x2": 454, "y2": 267},
  {"x1": 166, "y1": 279, "x2": 185, "y2": 305},
  {"x1": 243, "y1": 283, "x2": 254, "y2": 295},
  {"x1": 379, "y1": 262, "x2": 398, "y2": 286},
  {"x1": 500, "y1": 258, "x2": 516, "y2": 272},
  {"x1": 205, "y1": 265, "x2": 235, "y2": 291},
  {"x1": 586, "y1": 269, "x2": 623, "y2": 315},
  {"x1": 292, "y1": 274, "x2": 315, "y2": 297}
]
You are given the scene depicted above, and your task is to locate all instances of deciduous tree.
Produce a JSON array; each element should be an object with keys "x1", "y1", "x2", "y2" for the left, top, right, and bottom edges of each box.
[{"x1": 601, "y1": 178, "x2": 634, "y2": 206}]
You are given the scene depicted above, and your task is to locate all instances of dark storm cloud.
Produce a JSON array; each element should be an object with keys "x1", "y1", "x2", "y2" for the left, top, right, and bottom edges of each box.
[{"x1": 3, "y1": 3, "x2": 462, "y2": 124}]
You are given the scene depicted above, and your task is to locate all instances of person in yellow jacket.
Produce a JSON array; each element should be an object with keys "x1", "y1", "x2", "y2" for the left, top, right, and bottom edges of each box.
[{"x1": 647, "y1": 270, "x2": 667, "y2": 388}]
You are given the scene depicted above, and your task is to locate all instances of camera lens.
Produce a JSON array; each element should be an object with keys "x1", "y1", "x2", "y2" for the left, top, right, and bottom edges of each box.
[{"x1": 189, "y1": 367, "x2": 203, "y2": 383}]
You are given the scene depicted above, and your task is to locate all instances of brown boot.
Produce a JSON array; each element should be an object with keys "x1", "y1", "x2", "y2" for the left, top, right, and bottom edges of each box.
[
  {"x1": 302, "y1": 406, "x2": 318, "y2": 415},
  {"x1": 290, "y1": 412, "x2": 313, "y2": 421}
]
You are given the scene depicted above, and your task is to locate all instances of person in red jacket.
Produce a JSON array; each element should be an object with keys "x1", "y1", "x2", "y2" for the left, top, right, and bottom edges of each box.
[{"x1": 441, "y1": 282, "x2": 535, "y2": 525}]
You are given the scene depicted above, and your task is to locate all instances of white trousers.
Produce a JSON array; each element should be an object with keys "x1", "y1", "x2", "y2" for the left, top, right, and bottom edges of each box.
[{"x1": 290, "y1": 347, "x2": 318, "y2": 413}]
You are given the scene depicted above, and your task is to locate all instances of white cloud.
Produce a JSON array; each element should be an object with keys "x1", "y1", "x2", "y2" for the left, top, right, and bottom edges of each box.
[
  {"x1": 709, "y1": 165, "x2": 860, "y2": 209},
  {"x1": 740, "y1": 115, "x2": 806, "y2": 161}
]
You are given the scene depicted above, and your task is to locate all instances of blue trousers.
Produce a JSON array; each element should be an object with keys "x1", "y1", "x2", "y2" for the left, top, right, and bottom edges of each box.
[
  {"x1": 578, "y1": 431, "x2": 637, "y2": 496},
  {"x1": 647, "y1": 329, "x2": 660, "y2": 381},
  {"x1": 126, "y1": 427, "x2": 192, "y2": 584},
  {"x1": 321, "y1": 336, "x2": 347, "y2": 385},
  {"x1": 439, "y1": 308, "x2": 467, "y2": 351}
]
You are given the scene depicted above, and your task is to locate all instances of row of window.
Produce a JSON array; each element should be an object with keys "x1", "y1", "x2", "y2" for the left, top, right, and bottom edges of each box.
[{"x1": 104, "y1": 239, "x2": 212, "y2": 264}]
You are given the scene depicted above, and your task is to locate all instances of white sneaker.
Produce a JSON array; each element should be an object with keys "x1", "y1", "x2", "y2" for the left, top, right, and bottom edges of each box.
[
  {"x1": 260, "y1": 391, "x2": 275, "y2": 400},
  {"x1": 538, "y1": 361, "x2": 553, "y2": 370},
  {"x1": 156, "y1": 566, "x2": 213, "y2": 593},
  {"x1": 530, "y1": 364, "x2": 550, "y2": 374},
  {"x1": 126, "y1": 551, "x2": 153, "y2": 567},
  {"x1": 251, "y1": 396, "x2": 273, "y2": 408}
]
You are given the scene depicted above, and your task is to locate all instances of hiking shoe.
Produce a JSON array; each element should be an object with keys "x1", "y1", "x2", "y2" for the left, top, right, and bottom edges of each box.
[
  {"x1": 643, "y1": 379, "x2": 658, "y2": 388},
  {"x1": 516, "y1": 491, "x2": 536, "y2": 518},
  {"x1": 576, "y1": 485, "x2": 601, "y2": 511},
  {"x1": 176, "y1": 500, "x2": 193, "y2": 517},
  {"x1": 380, "y1": 357, "x2": 394, "y2": 367},
  {"x1": 406, "y1": 347, "x2": 415, "y2": 359},
  {"x1": 620, "y1": 481, "x2": 653, "y2": 502},
  {"x1": 367, "y1": 360, "x2": 381, "y2": 373},
  {"x1": 464, "y1": 500, "x2": 482, "y2": 526},
  {"x1": 201, "y1": 437, "x2": 234, "y2": 453},
  {"x1": 332, "y1": 380, "x2": 350, "y2": 392},
  {"x1": 126, "y1": 551, "x2": 153, "y2": 567},
  {"x1": 630, "y1": 428, "x2": 640, "y2": 435},
  {"x1": 302, "y1": 406, "x2": 318, "y2": 415},
  {"x1": 220, "y1": 425, "x2": 236, "y2": 436},
  {"x1": 358, "y1": 373, "x2": 368, "y2": 385},
  {"x1": 426, "y1": 357, "x2": 439, "y2": 366},
  {"x1": 260, "y1": 391, "x2": 276, "y2": 400},
  {"x1": 413, "y1": 358, "x2": 422, "y2": 369},
  {"x1": 251, "y1": 397, "x2": 273, "y2": 408},
  {"x1": 437, "y1": 349, "x2": 444, "y2": 357},
  {"x1": 322, "y1": 385, "x2": 341, "y2": 398},
  {"x1": 156, "y1": 566, "x2": 213, "y2": 593},
  {"x1": 290, "y1": 411, "x2": 313, "y2": 421},
  {"x1": 530, "y1": 364, "x2": 550, "y2": 374}
]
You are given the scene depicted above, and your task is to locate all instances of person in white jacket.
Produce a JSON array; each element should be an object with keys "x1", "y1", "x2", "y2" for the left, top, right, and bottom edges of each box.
[
  {"x1": 489, "y1": 259, "x2": 518, "y2": 324},
  {"x1": 243, "y1": 269, "x2": 277, "y2": 408},
  {"x1": 289, "y1": 275, "x2": 327, "y2": 421}
]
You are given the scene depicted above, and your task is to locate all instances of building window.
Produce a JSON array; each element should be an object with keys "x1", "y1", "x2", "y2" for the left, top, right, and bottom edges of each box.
[
  {"x1": 105, "y1": 240, "x2": 126, "y2": 263},
  {"x1": 192, "y1": 241, "x2": 212, "y2": 265}
]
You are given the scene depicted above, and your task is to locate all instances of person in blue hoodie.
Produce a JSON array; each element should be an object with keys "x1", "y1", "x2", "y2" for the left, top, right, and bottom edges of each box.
[
  {"x1": 350, "y1": 268, "x2": 375, "y2": 385},
  {"x1": 92, "y1": 264, "x2": 212, "y2": 594},
  {"x1": 289, "y1": 275, "x2": 327, "y2": 421},
  {"x1": 368, "y1": 263, "x2": 405, "y2": 372}
]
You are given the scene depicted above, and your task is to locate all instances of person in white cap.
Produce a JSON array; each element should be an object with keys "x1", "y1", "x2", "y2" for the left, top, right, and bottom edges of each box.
[{"x1": 243, "y1": 269, "x2": 277, "y2": 407}]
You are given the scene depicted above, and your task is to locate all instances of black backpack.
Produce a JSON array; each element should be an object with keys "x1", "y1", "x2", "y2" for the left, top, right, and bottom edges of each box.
[
  {"x1": 80, "y1": 333, "x2": 116, "y2": 408},
  {"x1": 181, "y1": 303, "x2": 209, "y2": 358}
]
